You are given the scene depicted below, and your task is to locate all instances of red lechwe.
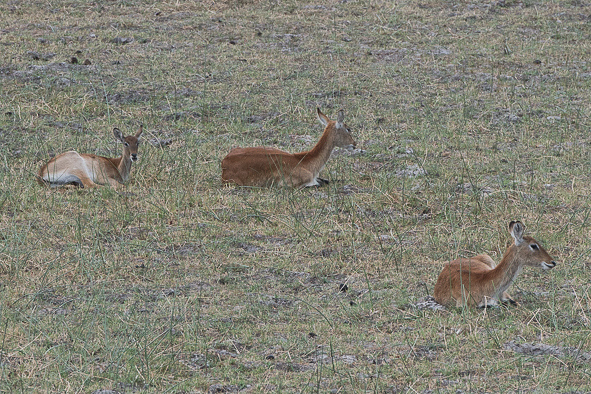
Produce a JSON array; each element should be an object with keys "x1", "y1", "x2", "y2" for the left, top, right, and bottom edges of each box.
[
  {"x1": 434, "y1": 221, "x2": 556, "y2": 308},
  {"x1": 221, "y1": 108, "x2": 356, "y2": 187},
  {"x1": 38, "y1": 125, "x2": 143, "y2": 190}
]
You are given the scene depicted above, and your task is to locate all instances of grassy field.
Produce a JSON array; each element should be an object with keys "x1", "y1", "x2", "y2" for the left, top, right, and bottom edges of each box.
[{"x1": 1, "y1": 0, "x2": 591, "y2": 392}]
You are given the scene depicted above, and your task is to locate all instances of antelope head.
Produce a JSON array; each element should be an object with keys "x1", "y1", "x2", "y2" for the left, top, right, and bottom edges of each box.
[
  {"x1": 114, "y1": 125, "x2": 143, "y2": 162},
  {"x1": 509, "y1": 221, "x2": 557, "y2": 270},
  {"x1": 317, "y1": 108, "x2": 356, "y2": 150}
]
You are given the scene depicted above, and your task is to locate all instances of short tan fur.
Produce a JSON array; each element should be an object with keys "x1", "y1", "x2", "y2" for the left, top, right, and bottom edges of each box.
[
  {"x1": 38, "y1": 126, "x2": 143, "y2": 190},
  {"x1": 221, "y1": 108, "x2": 356, "y2": 188},
  {"x1": 434, "y1": 221, "x2": 556, "y2": 308}
]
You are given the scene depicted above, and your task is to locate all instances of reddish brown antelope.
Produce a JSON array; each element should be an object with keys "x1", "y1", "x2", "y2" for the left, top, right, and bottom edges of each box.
[
  {"x1": 434, "y1": 221, "x2": 556, "y2": 308},
  {"x1": 38, "y1": 125, "x2": 143, "y2": 190},
  {"x1": 221, "y1": 108, "x2": 356, "y2": 187}
]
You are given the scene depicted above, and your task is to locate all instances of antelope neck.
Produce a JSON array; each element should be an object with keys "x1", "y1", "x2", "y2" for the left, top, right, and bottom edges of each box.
[
  {"x1": 482, "y1": 245, "x2": 522, "y2": 283},
  {"x1": 109, "y1": 148, "x2": 132, "y2": 181},
  {"x1": 298, "y1": 126, "x2": 335, "y2": 172}
]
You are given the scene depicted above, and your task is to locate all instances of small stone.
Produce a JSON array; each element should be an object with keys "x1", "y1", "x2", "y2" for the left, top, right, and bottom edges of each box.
[
  {"x1": 27, "y1": 51, "x2": 41, "y2": 60},
  {"x1": 341, "y1": 355, "x2": 356, "y2": 364},
  {"x1": 149, "y1": 138, "x2": 173, "y2": 147},
  {"x1": 112, "y1": 37, "x2": 133, "y2": 45},
  {"x1": 208, "y1": 384, "x2": 240, "y2": 393},
  {"x1": 162, "y1": 288, "x2": 176, "y2": 296}
]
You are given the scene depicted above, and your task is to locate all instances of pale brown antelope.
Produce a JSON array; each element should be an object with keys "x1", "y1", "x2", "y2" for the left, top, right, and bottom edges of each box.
[
  {"x1": 38, "y1": 125, "x2": 143, "y2": 190},
  {"x1": 221, "y1": 108, "x2": 356, "y2": 187},
  {"x1": 433, "y1": 221, "x2": 556, "y2": 308}
]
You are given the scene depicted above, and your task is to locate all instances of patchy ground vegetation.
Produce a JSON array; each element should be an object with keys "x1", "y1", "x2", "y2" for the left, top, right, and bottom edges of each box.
[{"x1": 1, "y1": 0, "x2": 591, "y2": 392}]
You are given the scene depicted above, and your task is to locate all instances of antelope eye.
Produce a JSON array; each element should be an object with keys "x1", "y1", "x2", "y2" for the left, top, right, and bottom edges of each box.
[
  {"x1": 124, "y1": 142, "x2": 130, "y2": 147},
  {"x1": 346, "y1": 128, "x2": 351, "y2": 133},
  {"x1": 530, "y1": 244, "x2": 539, "y2": 250}
]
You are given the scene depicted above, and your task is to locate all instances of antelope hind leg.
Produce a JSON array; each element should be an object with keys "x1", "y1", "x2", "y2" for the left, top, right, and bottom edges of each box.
[{"x1": 72, "y1": 172, "x2": 98, "y2": 189}]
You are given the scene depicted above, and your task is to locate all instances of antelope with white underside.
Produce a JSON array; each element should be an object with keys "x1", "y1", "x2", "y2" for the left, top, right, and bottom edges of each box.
[
  {"x1": 221, "y1": 108, "x2": 356, "y2": 188},
  {"x1": 433, "y1": 221, "x2": 556, "y2": 308},
  {"x1": 38, "y1": 125, "x2": 143, "y2": 190}
]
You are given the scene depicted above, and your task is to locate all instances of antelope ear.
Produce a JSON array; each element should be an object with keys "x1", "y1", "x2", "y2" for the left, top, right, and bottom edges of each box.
[
  {"x1": 509, "y1": 221, "x2": 525, "y2": 245},
  {"x1": 113, "y1": 127, "x2": 124, "y2": 142},
  {"x1": 336, "y1": 110, "x2": 344, "y2": 128},
  {"x1": 317, "y1": 108, "x2": 329, "y2": 127},
  {"x1": 135, "y1": 124, "x2": 143, "y2": 139}
]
